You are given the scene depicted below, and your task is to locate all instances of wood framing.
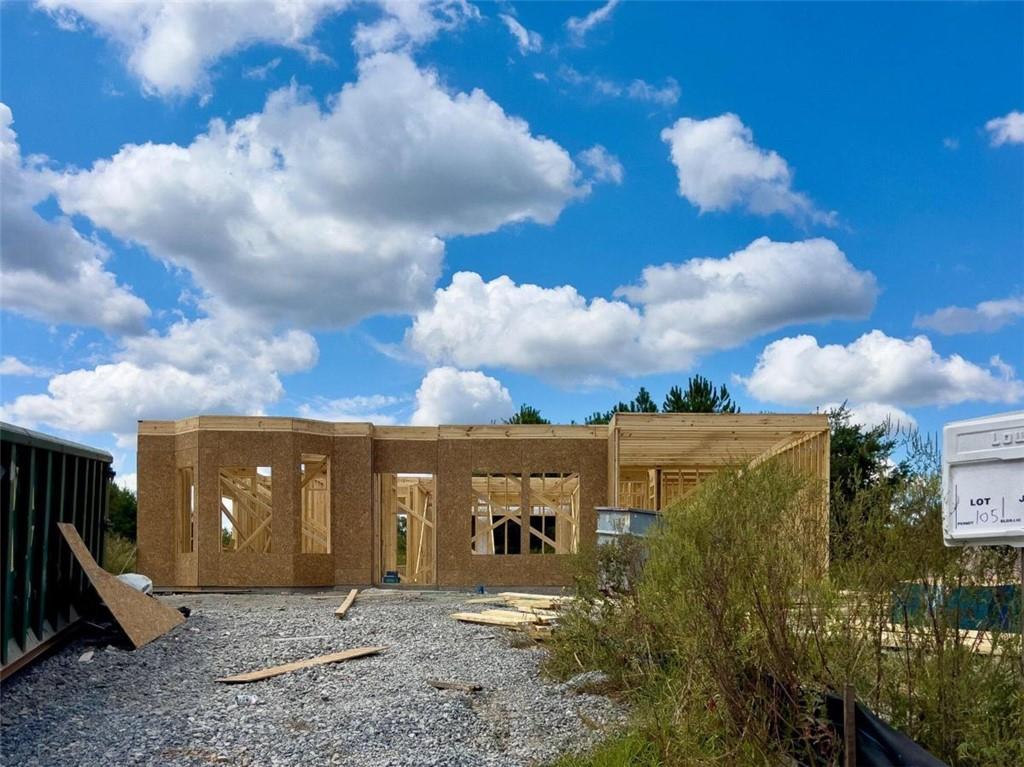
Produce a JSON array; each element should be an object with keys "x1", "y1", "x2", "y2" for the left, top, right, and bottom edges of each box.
[{"x1": 137, "y1": 413, "x2": 829, "y2": 588}]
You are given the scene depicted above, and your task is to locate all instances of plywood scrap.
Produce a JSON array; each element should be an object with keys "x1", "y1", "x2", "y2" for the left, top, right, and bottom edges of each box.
[
  {"x1": 428, "y1": 679, "x2": 482, "y2": 693},
  {"x1": 334, "y1": 588, "x2": 359, "y2": 619},
  {"x1": 58, "y1": 523, "x2": 184, "y2": 649},
  {"x1": 215, "y1": 646, "x2": 385, "y2": 684}
]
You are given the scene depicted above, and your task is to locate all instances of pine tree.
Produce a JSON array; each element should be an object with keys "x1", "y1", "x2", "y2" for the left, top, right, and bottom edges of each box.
[
  {"x1": 662, "y1": 375, "x2": 739, "y2": 413},
  {"x1": 505, "y1": 404, "x2": 551, "y2": 424}
]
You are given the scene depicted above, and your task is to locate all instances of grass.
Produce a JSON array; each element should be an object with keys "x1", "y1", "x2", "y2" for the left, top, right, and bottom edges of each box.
[{"x1": 103, "y1": 533, "x2": 137, "y2": 575}]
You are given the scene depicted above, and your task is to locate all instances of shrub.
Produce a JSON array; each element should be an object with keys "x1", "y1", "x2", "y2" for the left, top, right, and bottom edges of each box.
[{"x1": 547, "y1": 450, "x2": 1023, "y2": 766}]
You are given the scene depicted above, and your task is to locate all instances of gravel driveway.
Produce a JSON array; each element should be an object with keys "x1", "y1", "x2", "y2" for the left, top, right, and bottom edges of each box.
[{"x1": 1, "y1": 590, "x2": 622, "y2": 766}]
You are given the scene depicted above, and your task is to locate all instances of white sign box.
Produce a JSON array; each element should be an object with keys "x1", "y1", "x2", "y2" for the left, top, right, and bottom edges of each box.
[{"x1": 943, "y1": 411, "x2": 1024, "y2": 547}]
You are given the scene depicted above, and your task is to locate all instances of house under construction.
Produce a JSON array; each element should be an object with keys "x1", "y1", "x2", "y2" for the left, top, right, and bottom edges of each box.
[{"x1": 137, "y1": 413, "x2": 829, "y2": 588}]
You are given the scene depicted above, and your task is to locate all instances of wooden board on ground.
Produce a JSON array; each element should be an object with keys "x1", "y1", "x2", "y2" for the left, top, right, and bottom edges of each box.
[
  {"x1": 215, "y1": 646, "x2": 385, "y2": 684},
  {"x1": 451, "y1": 610, "x2": 541, "y2": 627},
  {"x1": 497, "y1": 592, "x2": 574, "y2": 604},
  {"x1": 334, "y1": 588, "x2": 358, "y2": 619},
  {"x1": 57, "y1": 523, "x2": 184, "y2": 649},
  {"x1": 428, "y1": 679, "x2": 483, "y2": 693}
]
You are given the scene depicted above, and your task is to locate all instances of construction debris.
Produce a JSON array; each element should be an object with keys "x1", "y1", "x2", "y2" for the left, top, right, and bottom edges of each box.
[
  {"x1": 58, "y1": 523, "x2": 185, "y2": 649},
  {"x1": 215, "y1": 646, "x2": 385, "y2": 684},
  {"x1": 452, "y1": 592, "x2": 572, "y2": 639},
  {"x1": 451, "y1": 610, "x2": 539, "y2": 628},
  {"x1": 334, "y1": 588, "x2": 359, "y2": 619},
  {"x1": 427, "y1": 679, "x2": 483, "y2": 693}
]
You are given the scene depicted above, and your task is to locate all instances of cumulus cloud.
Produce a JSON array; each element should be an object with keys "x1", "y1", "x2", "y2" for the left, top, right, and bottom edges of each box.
[
  {"x1": 114, "y1": 472, "x2": 137, "y2": 493},
  {"x1": 1, "y1": 311, "x2": 318, "y2": 438},
  {"x1": 407, "y1": 237, "x2": 877, "y2": 383},
  {"x1": 566, "y1": 0, "x2": 619, "y2": 45},
  {"x1": 985, "y1": 110, "x2": 1024, "y2": 146},
  {"x1": 500, "y1": 13, "x2": 542, "y2": 54},
  {"x1": 914, "y1": 296, "x2": 1024, "y2": 335},
  {"x1": 38, "y1": 0, "x2": 346, "y2": 97},
  {"x1": 0, "y1": 103, "x2": 150, "y2": 333},
  {"x1": 410, "y1": 367, "x2": 513, "y2": 425},
  {"x1": 579, "y1": 145, "x2": 624, "y2": 185},
  {"x1": 352, "y1": 0, "x2": 479, "y2": 57},
  {"x1": 297, "y1": 394, "x2": 404, "y2": 423},
  {"x1": 38, "y1": 1, "x2": 480, "y2": 97},
  {"x1": 741, "y1": 331, "x2": 1024, "y2": 407},
  {"x1": 54, "y1": 53, "x2": 586, "y2": 328},
  {"x1": 822, "y1": 401, "x2": 917, "y2": 431},
  {"x1": 0, "y1": 356, "x2": 51, "y2": 377},
  {"x1": 559, "y1": 66, "x2": 680, "y2": 107},
  {"x1": 661, "y1": 113, "x2": 836, "y2": 225}
]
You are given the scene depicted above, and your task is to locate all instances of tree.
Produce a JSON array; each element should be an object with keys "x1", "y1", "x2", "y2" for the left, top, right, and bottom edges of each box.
[
  {"x1": 827, "y1": 403, "x2": 904, "y2": 508},
  {"x1": 827, "y1": 403, "x2": 909, "y2": 562},
  {"x1": 108, "y1": 483, "x2": 138, "y2": 541},
  {"x1": 505, "y1": 404, "x2": 551, "y2": 424},
  {"x1": 662, "y1": 375, "x2": 739, "y2": 413},
  {"x1": 584, "y1": 386, "x2": 658, "y2": 425}
]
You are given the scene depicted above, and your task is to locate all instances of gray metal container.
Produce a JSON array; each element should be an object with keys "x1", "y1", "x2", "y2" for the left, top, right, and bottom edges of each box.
[{"x1": 595, "y1": 506, "x2": 662, "y2": 545}]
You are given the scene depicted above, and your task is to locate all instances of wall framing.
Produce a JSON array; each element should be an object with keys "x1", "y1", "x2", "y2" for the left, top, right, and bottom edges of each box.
[{"x1": 137, "y1": 414, "x2": 829, "y2": 588}]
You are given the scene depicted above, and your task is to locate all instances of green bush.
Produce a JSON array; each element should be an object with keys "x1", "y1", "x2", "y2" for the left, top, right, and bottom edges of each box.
[{"x1": 546, "y1": 453, "x2": 1023, "y2": 766}]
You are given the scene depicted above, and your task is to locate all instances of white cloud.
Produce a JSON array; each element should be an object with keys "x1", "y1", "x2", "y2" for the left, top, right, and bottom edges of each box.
[
  {"x1": 406, "y1": 237, "x2": 877, "y2": 383},
  {"x1": 1, "y1": 311, "x2": 318, "y2": 438},
  {"x1": 741, "y1": 330, "x2": 1024, "y2": 407},
  {"x1": 0, "y1": 356, "x2": 50, "y2": 377},
  {"x1": 297, "y1": 394, "x2": 404, "y2": 423},
  {"x1": 38, "y1": 0, "x2": 347, "y2": 98},
  {"x1": 500, "y1": 13, "x2": 542, "y2": 54},
  {"x1": 579, "y1": 145, "x2": 624, "y2": 185},
  {"x1": 914, "y1": 296, "x2": 1024, "y2": 334},
  {"x1": 566, "y1": 0, "x2": 619, "y2": 45},
  {"x1": 985, "y1": 110, "x2": 1024, "y2": 146},
  {"x1": 353, "y1": 0, "x2": 479, "y2": 57},
  {"x1": 559, "y1": 66, "x2": 679, "y2": 107},
  {"x1": 822, "y1": 401, "x2": 917, "y2": 431},
  {"x1": 661, "y1": 113, "x2": 836, "y2": 225},
  {"x1": 410, "y1": 367, "x2": 513, "y2": 425},
  {"x1": 54, "y1": 53, "x2": 586, "y2": 329},
  {"x1": 0, "y1": 103, "x2": 150, "y2": 334},
  {"x1": 942, "y1": 137, "x2": 959, "y2": 151},
  {"x1": 243, "y1": 57, "x2": 282, "y2": 81},
  {"x1": 114, "y1": 472, "x2": 137, "y2": 493}
]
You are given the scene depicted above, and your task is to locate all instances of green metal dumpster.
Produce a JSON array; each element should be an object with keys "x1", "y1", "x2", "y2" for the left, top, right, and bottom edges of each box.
[{"x1": 1, "y1": 422, "x2": 113, "y2": 677}]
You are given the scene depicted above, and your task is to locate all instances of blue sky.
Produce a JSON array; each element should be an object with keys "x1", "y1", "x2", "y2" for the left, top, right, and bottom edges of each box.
[{"x1": 1, "y1": 0, "x2": 1022, "y2": 489}]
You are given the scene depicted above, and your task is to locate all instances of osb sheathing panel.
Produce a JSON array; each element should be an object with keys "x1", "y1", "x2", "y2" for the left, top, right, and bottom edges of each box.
[
  {"x1": 59, "y1": 523, "x2": 184, "y2": 647},
  {"x1": 333, "y1": 436, "x2": 373, "y2": 585},
  {"x1": 434, "y1": 438, "x2": 608, "y2": 587},
  {"x1": 373, "y1": 439, "x2": 437, "y2": 473},
  {"x1": 197, "y1": 430, "x2": 298, "y2": 587},
  {"x1": 137, "y1": 434, "x2": 176, "y2": 586}
]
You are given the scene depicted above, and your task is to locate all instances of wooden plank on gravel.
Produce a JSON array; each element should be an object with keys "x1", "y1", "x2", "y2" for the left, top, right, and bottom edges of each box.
[
  {"x1": 215, "y1": 646, "x2": 385, "y2": 684},
  {"x1": 497, "y1": 592, "x2": 573, "y2": 603},
  {"x1": 427, "y1": 679, "x2": 483, "y2": 693},
  {"x1": 451, "y1": 611, "x2": 533, "y2": 627},
  {"x1": 334, "y1": 588, "x2": 359, "y2": 619}
]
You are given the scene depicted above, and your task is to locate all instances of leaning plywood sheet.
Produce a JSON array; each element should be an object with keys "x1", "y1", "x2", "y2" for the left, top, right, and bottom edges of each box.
[
  {"x1": 58, "y1": 523, "x2": 184, "y2": 649},
  {"x1": 334, "y1": 588, "x2": 358, "y2": 619},
  {"x1": 215, "y1": 646, "x2": 385, "y2": 684}
]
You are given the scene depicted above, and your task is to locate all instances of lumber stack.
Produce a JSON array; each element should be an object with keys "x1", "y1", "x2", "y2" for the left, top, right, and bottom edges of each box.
[{"x1": 452, "y1": 592, "x2": 572, "y2": 639}]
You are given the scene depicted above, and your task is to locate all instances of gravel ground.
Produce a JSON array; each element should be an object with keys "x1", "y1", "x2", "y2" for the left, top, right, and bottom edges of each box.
[{"x1": 1, "y1": 590, "x2": 624, "y2": 766}]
